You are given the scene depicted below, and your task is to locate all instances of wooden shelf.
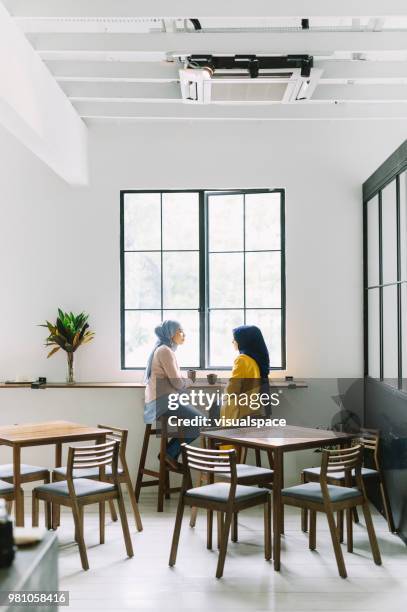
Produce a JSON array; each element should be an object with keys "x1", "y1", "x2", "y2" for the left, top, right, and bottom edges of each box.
[{"x1": 0, "y1": 379, "x2": 307, "y2": 389}]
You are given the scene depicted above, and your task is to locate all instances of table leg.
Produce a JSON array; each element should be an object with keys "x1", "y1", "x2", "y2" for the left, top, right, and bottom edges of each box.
[
  {"x1": 13, "y1": 445, "x2": 24, "y2": 527},
  {"x1": 273, "y1": 449, "x2": 283, "y2": 571},
  {"x1": 55, "y1": 442, "x2": 62, "y2": 467},
  {"x1": 53, "y1": 443, "x2": 63, "y2": 528}
]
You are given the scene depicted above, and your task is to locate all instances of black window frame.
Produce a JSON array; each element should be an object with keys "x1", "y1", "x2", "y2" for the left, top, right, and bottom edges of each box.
[
  {"x1": 363, "y1": 140, "x2": 407, "y2": 391},
  {"x1": 120, "y1": 188, "x2": 286, "y2": 371}
]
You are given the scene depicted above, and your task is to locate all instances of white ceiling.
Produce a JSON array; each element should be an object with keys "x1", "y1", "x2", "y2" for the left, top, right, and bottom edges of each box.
[{"x1": 3, "y1": 0, "x2": 407, "y2": 121}]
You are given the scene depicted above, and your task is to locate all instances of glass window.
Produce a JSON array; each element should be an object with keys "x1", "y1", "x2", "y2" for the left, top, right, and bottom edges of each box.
[
  {"x1": 367, "y1": 289, "x2": 380, "y2": 379},
  {"x1": 367, "y1": 196, "x2": 379, "y2": 287},
  {"x1": 381, "y1": 180, "x2": 398, "y2": 284},
  {"x1": 122, "y1": 190, "x2": 285, "y2": 369}
]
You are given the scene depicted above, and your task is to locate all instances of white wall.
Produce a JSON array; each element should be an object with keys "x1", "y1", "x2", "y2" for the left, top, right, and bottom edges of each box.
[{"x1": 0, "y1": 118, "x2": 405, "y2": 481}]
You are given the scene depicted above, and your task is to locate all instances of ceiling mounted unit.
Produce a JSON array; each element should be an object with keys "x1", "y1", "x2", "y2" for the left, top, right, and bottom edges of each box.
[{"x1": 178, "y1": 54, "x2": 322, "y2": 104}]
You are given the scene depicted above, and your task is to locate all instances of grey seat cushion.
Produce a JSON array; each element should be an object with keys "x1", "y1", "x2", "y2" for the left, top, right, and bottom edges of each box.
[
  {"x1": 303, "y1": 466, "x2": 377, "y2": 479},
  {"x1": 35, "y1": 478, "x2": 116, "y2": 498},
  {"x1": 185, "y1": 482, "x2": 269, "y2": 503},
  {"x1": 0, "y1": 464, "x2": 48, "y2": 479},
  {"x1": 282, "y1": 482, "x2": 362, "y2": 503},
  {"x1": 0, "y1": 479, "x2": 14, "y2": 495},
  {"x1": 220, "y1": 464, "x2": 274, "y2": 481},
  {"x1": 53, "y1": 466, "x2": 123, "y2": 479}
]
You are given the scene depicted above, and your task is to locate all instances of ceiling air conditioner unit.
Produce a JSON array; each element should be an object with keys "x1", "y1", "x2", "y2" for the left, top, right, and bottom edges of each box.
[{"x1": 178, "y1": 54, "x2": 322, "y2": 105}]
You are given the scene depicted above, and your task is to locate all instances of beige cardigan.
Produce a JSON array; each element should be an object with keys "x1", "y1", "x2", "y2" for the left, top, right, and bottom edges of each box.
[{"x1": 145, "y1": 345, "x2": 187, "y2": 404}]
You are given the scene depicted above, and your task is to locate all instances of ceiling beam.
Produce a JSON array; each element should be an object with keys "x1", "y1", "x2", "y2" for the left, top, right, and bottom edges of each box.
[
  {"x1": 28, "y1": 31, "x2": 407, "y2": 55},
  {"x1": 4, "y1": 0, "x2": 407, "y2": 18},
  {"x1": 71, "y1": 98, "x2": 407, "y2": 121},
  {"x1": 0, "y1": 2, "x2": 88, "y2": 185}
]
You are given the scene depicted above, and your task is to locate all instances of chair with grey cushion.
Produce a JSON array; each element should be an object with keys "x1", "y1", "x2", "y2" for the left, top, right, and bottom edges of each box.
[
  {"x1": 280, "y1": 445, "x2": 381, "y2": 578},
  {"x1": 300, "y1": 429, "x2": 395, "y2": 534},
  {"x1": 52, "y1": 425, "x2": 142, "y2": 532},
  {"x1": 32, "y1": 440, "x2": 133, "y2": 571},
  {"x1": 0, "y1": 463, "x2": 50, "y2": 519},
  {"x1": 0, "y1": 479, "x2": 20, "y2": 504},
  {"x1": 169, "y1": 443, "x2": 271, "y2": 579}
]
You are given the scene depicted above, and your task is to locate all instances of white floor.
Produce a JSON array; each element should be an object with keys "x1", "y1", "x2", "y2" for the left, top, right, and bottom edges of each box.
[{"x1": 35, "y1": 493, "x2": 407, "y2": 611}]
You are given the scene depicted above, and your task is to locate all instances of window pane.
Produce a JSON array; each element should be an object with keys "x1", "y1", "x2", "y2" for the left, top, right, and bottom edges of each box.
[
  {"x1": 163, "y1": 310, "x2": 199, "y2": 367},
  {"x1": 209, "y1": 253, "x2": 244, "y2": 308},
  {"x1": 124, "y1": 193, "x2": 161, "y2": 250},
  {"x1": 245, "y1": 192, "x2": 281, "y2": 250},
  {"x1": 208, "y1": 194, "x2": 243, "y2": 252},
  {"x1": 209, "y1": 310, "x2": 244, "y2": 366},
  {"x1": 400, "y1": 172, "x2": 407, "y2": 282},
  {"x1": 162, "y1": 192, "x2": 199, "y2": 250},
  {"x1": 382, "y1": 180, "x2": 398, "y2": 284},
  {"x1": 246, "y1": 252, "x2": 281, "y2": 308},
  {"x1": 367, "y1": 196, "x2": 379, "y2": 287},
  {"x1": 368, "y1": 289, "x2": 380, "y2": 379},
  {"x1": 125, "y1": 252, "x2": 161, "y2": 308},
  {"x1": 382, "y1": 284, "x2": 398, "y2": 382},
  {"x1": 162, "y1": 252, "x2": 199, "y2": 309},
  {"x1": 246, "y1": 309, "x2": 282, "y2": 369},
  {"x1": 402, "y1": 283, "x2": 407, "y2": 385},
  {"x1": 125, "y1": 310, "x2": 160, "y2": 368}
]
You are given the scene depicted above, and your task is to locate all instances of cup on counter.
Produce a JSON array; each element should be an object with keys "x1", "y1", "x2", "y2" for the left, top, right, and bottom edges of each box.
[
  {"x1": 187, "y1": 369, "x2": 196, "y2": 383},
  {"x1": 207, "y1": 373, "x2": 218, "y2": 385}
]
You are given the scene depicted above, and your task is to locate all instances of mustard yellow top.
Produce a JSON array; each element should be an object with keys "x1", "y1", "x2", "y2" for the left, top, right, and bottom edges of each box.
[{"x1": 221, "y1": 354, "x2": 261, "y2": 420}]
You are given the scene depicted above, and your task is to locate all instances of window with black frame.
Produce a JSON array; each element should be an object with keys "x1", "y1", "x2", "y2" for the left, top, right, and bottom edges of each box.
[
  {"x1": 121, "y1": 189, "x2": 285, "y2": 370},
  {"x1": 364, "y1": 153, "x2": 407, "y2": 389}
]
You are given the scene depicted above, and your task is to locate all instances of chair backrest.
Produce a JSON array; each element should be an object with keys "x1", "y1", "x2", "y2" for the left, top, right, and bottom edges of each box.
[
  {"x1": 66, "y1": 440, "x2": 120, "y2": 482},
  {"x1": 180, "y1": 443, "x2": 237, "y2": 484},
  {"x1": 97, "y1": 424, "x2": 128, "y2": 459},
  {"x1": 320, "y1": 445, "x2": 363, "y2": 486}
]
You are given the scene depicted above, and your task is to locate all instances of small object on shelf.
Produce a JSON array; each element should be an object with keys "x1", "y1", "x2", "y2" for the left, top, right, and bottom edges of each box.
[
  {"x1": 285, "y1": 375, "x2": 294, "y2": 381},
  {"x1": 187, "y1": 369, "x2": 196, "y2": 383},
  {"x1": 0, "y1": 499, "x2": 15, "y2": 568},
  {"x1": 207, "y1": 373, "x2": 218, "y2": 385},
  {"x1": 31, "y1": 377, "x2": 47, "y2": 389}
]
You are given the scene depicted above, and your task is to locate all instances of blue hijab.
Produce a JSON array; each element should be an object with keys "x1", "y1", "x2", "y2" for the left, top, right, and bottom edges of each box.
[
  {"x1": 144, "y1": 320, "x2": 181, "y2": 382},
  {"x1": 233, "y1": 325, "x2": 270, "y2": 379}
]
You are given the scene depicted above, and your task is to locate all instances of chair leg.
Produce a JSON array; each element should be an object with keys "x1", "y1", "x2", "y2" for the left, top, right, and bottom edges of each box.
[
  {"x1": 134, "y1": 424, "x2": 151, "y2": 502},
  {"x1": 301, "y1": 472, "x2": 308, "y2": 532},
  {"x1": 6, "y1": 501, "x2": 13, "y2": 515},
  {"x1": 157, "y1": 434, "x2": 167, "y2": 512},
  {"x1": 44, "y1": 499, "x2": 52, "y2": 530},
  {"x1": 361, "y1": 502, "x2": 382, "y2": 565},
  {"x1": 99, "y1": 502, "x2": 105, "y2": 545},
  {"x1": 216, "y1": 510, "x2": 233, "y2": 579},
  {"x1": 169, "y1": 497, "x2": 185, "y2": 566},
  {"x1": 255, "y1": 449, "x2": 262, "y2": 467},
  {"x1": 71, "y1": 502, "x2": 89, "y2": 571},
  {"x1": 337, "y1": 510, "x2": 344, "y2": 543},
  {"x1": 346, "y1": 508, "x2": 353, "y2": 553},
  {"x1": 309, "y1": 510, "x2": 317, "y2": 550},
  {"x1": 190, "y1": 506, "x2": 198, "y2": 528},
  {"x1": 352, "y1": 506, "x2": 360, "y2": 524},
  {"x1": 264, "y1": 497, "x2": 272, "y2": 561},
  {"x1": 326, "y1": 507, "x2": 347, "y2": 578},
  {"x1": 124, "y1": 473, "x2": 143, "y2": 532},
  {"x1": 231, "y1": 513, "x2": 238, "y2": 543},
  {"x1": 207, "y1": 510, "x2": 213, "y2": 550},
  {"x1": 116, "y1": 490, "x2": 134, "y2": 559},
  {"x1": 32, "y1": 493, "x2": 39, "y2": 527},
  {"x1": 108, "y1": 500, "x2": 118, "y2": 522},
  {"x1": 379, "y1": 473, "x2": 396, "y2": 533},
  {"x1": 52, "y1": 502, "x2": 59, "y2": 530},
  {"x1": 217, "y1": 512, "x2": 224, "y2": 549}
]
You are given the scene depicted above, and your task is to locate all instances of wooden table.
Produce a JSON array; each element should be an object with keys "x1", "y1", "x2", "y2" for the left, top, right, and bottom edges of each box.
[
  {"x1": 0, "y1": 420, "x2": 112, "y2": 526},
  {"x1": 203, "y1": 425, "x2": 356, "y2": 570}
]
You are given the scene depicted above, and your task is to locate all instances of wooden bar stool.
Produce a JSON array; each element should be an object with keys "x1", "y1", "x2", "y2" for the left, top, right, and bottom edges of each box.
[{"x1": 135, "y1": 418, "x2": 183, "y2": 512}]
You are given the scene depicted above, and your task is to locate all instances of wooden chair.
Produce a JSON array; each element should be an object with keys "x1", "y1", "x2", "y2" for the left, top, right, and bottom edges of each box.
[
  {"x1": 135, "y1": 418, "x2": 183, "y2": 512},
  {"x1": 0, "y1": 463, "x2": 50, "y2": 518},
  {"x1": 169, "y1": 443, "x2": 272, "y2": 579},
  {"x1": 300, "y1": 429, "x2": 395, "y2": 534},
  {"x1": 189, "y1": 436, "x2": 274, "y2": 543},
  {"x1": 280, "y1": 445, "x2": 381, "y2": 578},
  {"x1": 0, "y1": 479, "x2": 22, "y2": 506},
  {"x1": 52, "y1": 425, "x2": 142, "y2": 531},
  {"x1": 32, "y1": 440, "x2": 133, "y2": 571}
]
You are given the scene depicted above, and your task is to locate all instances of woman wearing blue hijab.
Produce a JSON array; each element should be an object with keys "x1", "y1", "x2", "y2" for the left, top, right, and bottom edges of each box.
[
  {"x1": 144, "y1": 320, "x2": 202, "y2": 469},
  {"x1": 221, "y1": 325, "x2": 271, "y2": 421}
]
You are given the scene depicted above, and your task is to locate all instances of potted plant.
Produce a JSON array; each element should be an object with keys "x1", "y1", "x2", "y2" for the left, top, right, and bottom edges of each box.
[{"x1": 41, "y1": 309, "x2": 95, "y2": 383}]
